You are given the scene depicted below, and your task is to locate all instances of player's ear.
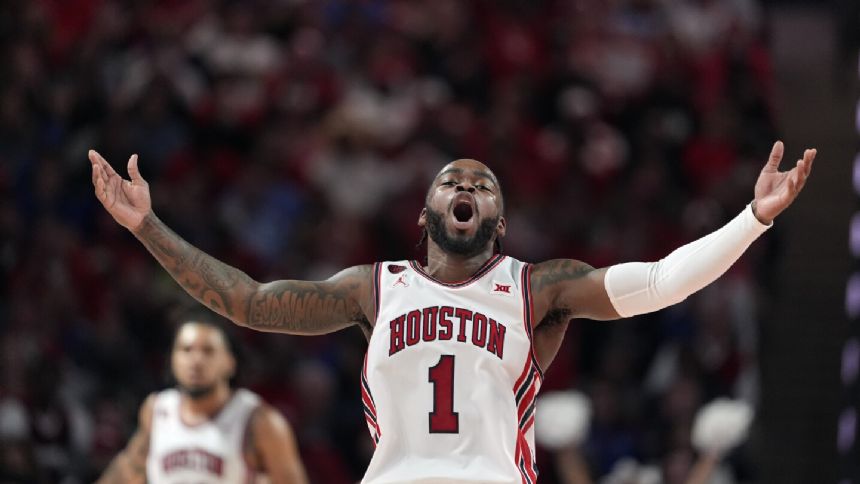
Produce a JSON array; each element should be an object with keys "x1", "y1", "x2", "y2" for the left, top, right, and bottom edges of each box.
[
  {"x1": 418, "y1": 208, "x2": 427, "y2": 228},
  {"x1": 496, "y1": 216, "x2": 506, "y2": 238}
]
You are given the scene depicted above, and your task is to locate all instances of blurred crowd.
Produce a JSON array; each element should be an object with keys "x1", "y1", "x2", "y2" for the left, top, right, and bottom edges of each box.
[{"x1": 0, "y1": 0, "x2": 782, "y2": 482}]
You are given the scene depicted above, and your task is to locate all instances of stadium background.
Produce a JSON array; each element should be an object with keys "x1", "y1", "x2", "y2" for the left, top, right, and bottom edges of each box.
[{"x1": 0, "y1": 0, "x2": 853, "y2": 482}]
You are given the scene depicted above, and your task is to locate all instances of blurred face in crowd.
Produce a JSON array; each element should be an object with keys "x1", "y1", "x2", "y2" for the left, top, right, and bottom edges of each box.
[
  {"x1": 419, "y1": 159, "x2": 506, "y2": 257},
  {"x1": 171, "y1": 322, "x2": 235, "y2": 400}
]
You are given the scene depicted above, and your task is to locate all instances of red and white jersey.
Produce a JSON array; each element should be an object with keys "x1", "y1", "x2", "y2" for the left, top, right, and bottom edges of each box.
[
  {"x1": 361, "y1": 255, "x2": 543, "y2": 484},
  {"x1": 146, "y1": 388, "x2": 261, "y2": 484}
]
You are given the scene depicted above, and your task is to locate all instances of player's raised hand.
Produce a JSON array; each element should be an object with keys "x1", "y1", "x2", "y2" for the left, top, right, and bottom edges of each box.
[
  {"x1": 752, "y1": 141, "x2": 816, "y2": 224},
  {"x1": 89, "y1": 150, "x2": 151, "y2": 231}
]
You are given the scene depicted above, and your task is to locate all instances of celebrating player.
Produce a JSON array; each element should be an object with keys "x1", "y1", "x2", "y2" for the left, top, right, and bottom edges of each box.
[{"x1": 89, "y1": 141, "x2": 814, "y2": 483}]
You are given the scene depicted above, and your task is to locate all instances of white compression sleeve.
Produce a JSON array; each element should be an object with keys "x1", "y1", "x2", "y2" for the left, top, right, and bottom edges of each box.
[{"x1": 603, "y1": 204, "x2": 772, "y2": 318}]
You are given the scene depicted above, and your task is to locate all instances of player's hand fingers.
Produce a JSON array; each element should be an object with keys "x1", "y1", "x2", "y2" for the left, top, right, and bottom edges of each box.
[
  {"x1": 783, "y1": 174, "x2": 797, "y2": 201},
  {"x1": 127, "y1": 154, "x2": 145, "y2": 183},
  {"x1": 89, "y1": 149, "x2": 118, "y2": 177},
  {"x1": 794, "y1": 164, "x2": 808, "y2": 192},
  {"x1": 788, "y1": 168, "x2": 802, "y2": 195},
  {"x1": 94, "y1": 166, "x2": 108, "y2": 202},
  {"x1": 764, "y1": 141, "x2": 784, "y2": 172},
  {"x1": 803, "y1": 148, "x2": 816, "y2": 177}
]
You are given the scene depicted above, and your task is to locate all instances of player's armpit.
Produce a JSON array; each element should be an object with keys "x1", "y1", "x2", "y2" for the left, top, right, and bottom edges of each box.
[
  {"x1": 95, "y1": 394, "x2": 154, "y2": 484},
  {"x1": 249, "y1": 405, "x2": 309, "y2": 484},
  {"x1": 243, "y1": 264, "x2": 374, "y2": 335},
  {"x1": 530, "y1": 259, "x2": 620, "y2": 323}
]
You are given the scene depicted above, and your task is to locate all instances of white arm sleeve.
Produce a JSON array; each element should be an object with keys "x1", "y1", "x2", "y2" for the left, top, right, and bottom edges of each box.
[{"x1": 604, "y1": 204, "x2": 771, "y2": 318}]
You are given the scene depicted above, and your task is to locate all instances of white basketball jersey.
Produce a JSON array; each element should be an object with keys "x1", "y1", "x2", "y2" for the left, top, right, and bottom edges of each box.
[
  {"x1": 361, "y1": 255, "x2": 543, "y2": 484},
  {"x1": 146, "y1": 388, "x2": 262, "y2": 484}
]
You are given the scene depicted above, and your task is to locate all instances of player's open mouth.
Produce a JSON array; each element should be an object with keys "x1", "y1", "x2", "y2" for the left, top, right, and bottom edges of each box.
[{"x1": 452, "y1": 201, "x2": 474, "y2": 229}]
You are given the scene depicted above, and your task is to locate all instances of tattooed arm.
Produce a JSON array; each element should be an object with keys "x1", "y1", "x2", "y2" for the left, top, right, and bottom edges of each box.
[
  {"x1": 531, "y1": 259, "x2": 617, "y2": 323},
  {"x1": 89, "y1": 150, "x2": 373, "y2": 334},
  {"x1": 96, "y1": 395, "x2": 154, "y2": 484},
  {"x1": 133, "y1": 214, "x2": 373, "y2": 334},
  {"x1": 527, "y1": 259, "x2": 615, "y2": 371}
]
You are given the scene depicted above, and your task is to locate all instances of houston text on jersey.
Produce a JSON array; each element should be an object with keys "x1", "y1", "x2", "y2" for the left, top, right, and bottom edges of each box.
[{"x1": 388, "y1": 306, "x2": 507, "y2": 358}]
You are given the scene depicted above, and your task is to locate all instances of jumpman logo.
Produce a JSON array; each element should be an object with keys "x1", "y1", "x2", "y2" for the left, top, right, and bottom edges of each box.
[{"x1": 393, "y1": 275, "x2": 409, "y2": 288}]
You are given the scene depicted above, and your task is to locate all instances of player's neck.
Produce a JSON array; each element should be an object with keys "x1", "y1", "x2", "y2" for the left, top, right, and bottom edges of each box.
[
  {"x1": 424, "y1": 243, "x2": 496, "y2": 283},
  {"x1": 180, "y1": 384, "x2": 233, "y2": 421}
]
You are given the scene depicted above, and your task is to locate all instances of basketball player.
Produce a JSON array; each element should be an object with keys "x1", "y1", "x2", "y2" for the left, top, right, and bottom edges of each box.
[
  {"x1": 96, "y1": 309, "x2": 308, "y2": 484},
  {"x1": 89, "y1": 140, "x2": 815, "y2": 483}
]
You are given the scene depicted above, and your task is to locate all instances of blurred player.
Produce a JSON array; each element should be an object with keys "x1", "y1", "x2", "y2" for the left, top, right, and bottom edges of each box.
[
  {"x1": 96, "y1": 308, "x2": 308, "y2": 484},
  {"x1": 89, "y1": 141, "x2": 814, "y2": 483}
]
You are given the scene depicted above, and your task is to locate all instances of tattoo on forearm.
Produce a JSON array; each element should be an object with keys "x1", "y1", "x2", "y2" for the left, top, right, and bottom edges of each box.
[
  {"x1": 249, "y1": 284, "x2": 347, "y2": 328},
  {"x1": 246, "y1": 272, "x2": 368, "y2": 332},
  {"x1": 135, "y1": 214, "x2": 254, "y2": 320},
  {"x1": 134, "y1": 214, "x2": 370, "y2": 333}
]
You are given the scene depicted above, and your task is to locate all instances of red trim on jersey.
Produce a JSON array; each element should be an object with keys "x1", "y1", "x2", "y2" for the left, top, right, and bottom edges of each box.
[
  {"x1": 512, "y1": 263, "x2": 543, "y2": 483},
  {"x1": 361, "y1": 355, "x2": 377, "y2": 411},
  {"x1": 520, "y1": 263, "x2": 544, "y2": 378},
  {"x1": 361, "y1": 353, "x2": 381, "y2": 444},
  {"x1": 523, "y1": 413, "x2": 536, "y2": 434},
  {"x1": 514, "y1": 438, "x2": 528, "y2": 484},
  {"x1": 517, "y1": 376, "x2": 539, "y2": 422},
  {"x1": 514, "y1": 431, "x2": 539, "y2": 484},
  {"x1": 408, "y1": 254, "x2": 506, "y2": 288},
  {"x1": 513, "y1": 359, "x2": 541, "y2": 484}
]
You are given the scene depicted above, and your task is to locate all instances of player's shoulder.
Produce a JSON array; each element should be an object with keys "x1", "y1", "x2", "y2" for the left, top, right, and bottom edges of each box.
[
  {"x1": 143, "y1": 388, "x2": 179, "y2": 411},
  {"x1": 374, "y1": 259, "x2": 409, "y2": 266},
  {"x1": 138, "y1": 391, "x2": 162, "y2": 429},
  {"x1": 232, "y1": 388, "x2": 262, "y2": 407},
  {"x1": 148, "y1": 388, "x2": 180, "y2": 404},
  {"x1": 142, "y1": 390, "x2": 171, "y2": 409},
  {"x1": 329, "y1": 263, "x2": 377, "y2": 282},
  {"x1": 246, "y1": 399, "x2": 295, "y2": 443}
]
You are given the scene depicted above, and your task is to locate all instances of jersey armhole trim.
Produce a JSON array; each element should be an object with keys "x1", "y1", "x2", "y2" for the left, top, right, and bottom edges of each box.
[{"x1": 520, "y1": 263, "x2": 545, "y2": 379}]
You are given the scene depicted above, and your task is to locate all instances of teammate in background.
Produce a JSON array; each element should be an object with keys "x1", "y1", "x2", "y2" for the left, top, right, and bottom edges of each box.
[
  {"x1": 89, "y1": 141, "x2": 815, "y2": 484},
  {"x1": 96, "y1": 308, "x2": 308, "y2": 484}
]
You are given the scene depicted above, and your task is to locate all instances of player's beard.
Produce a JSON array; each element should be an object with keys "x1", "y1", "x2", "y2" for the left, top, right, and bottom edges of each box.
[
  {"x1": 178, "y1": 383, "x2": 216, "y2": 400},
  {"x1": 425, "y1": 206, "x2": 498, "y2": 257}
]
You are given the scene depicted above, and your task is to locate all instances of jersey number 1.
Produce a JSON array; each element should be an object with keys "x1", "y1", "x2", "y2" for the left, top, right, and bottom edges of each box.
[{"x1": 428, "y1": 354, "x2": 459, "y2": 433}]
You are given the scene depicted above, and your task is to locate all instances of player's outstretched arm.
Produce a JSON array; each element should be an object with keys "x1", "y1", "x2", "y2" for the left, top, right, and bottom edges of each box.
[
  {"x1": 95, "y1": 395, "x2": 154, "y2": 484},
  {"x1": 89, "y1": 150, "x2": 372, "y2": 334},
  {"x1": 249, "y1": 404, "x2": 309, "y2": 484},
  {"x1": 534, "y1": 141, "x2": 816, "y2": 322}
]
